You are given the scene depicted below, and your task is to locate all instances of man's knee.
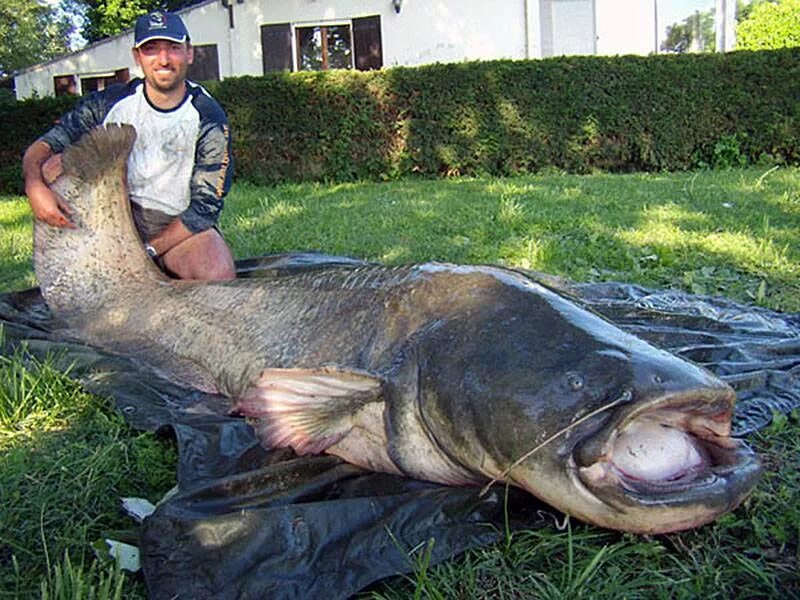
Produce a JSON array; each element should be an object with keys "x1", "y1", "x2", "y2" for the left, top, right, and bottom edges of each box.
[
  {"x1": 164, "y1": 229, "x2": 235, "y2": 281},
  {"x1": 204, "y1": 230, "x2": 236, "y2": 280},
  {"x1": 203, "y1": 253, "x2": 236, "y2": 281}
]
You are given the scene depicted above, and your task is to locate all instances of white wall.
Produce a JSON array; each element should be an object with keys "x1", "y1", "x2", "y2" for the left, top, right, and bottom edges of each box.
[
  {"x1": 596, "y1": 0, "x2": 657, "y2": 55},
  {"x1": 15, "y1": 0, "x2": 230, "y2": 98},
  {"x1": 544, "y1": 0, "x2": 597, "y2": 57},
  {"x1": 16, "y1": 33, "x2": 138, "y2": 99},
  {"x1": 377, "y1": 1, "x2": 527, "y2": 67},
  {"x1": 227, "y1": 0, "x2": 527, "y2": 74},
  {"x1": 15, "y1": 0, "x2": 661, "y2": 99}
]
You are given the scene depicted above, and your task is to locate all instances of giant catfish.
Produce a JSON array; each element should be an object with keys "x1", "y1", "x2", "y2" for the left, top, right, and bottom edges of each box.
[{"x1": 34, "y1": 125, "x2": 761, "y2": 534}]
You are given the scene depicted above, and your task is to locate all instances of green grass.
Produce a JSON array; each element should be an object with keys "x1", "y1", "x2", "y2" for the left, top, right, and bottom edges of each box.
[
  {"x1": 0, "y1": 346, "x2": 176, "y2": 598},
  {"x1": 1, "y1": 166, "x2": 798, "y2": 598},
  {"x1": 223, "y1": 167, "x2": 800, "y2": 312}
]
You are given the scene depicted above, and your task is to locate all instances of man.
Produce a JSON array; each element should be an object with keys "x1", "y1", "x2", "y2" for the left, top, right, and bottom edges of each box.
[{"x1": 23, "y1": 11, "x2": 236, "y2": 281}]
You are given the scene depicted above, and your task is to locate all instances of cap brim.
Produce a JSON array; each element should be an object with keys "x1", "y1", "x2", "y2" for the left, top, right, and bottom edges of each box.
[{"x1": 135, "y1": 34, "x2": 187, "y2": 48}]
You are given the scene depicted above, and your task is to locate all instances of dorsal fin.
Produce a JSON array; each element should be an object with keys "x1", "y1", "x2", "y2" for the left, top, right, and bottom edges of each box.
[{"x1": 60, "y1": 123, "x2": 137, "y2": 183}]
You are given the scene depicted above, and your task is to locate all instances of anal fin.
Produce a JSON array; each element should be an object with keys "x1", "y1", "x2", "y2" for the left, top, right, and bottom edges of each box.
[{"x1": 234, "y1": 367, "x2": 385, "y2": 455}]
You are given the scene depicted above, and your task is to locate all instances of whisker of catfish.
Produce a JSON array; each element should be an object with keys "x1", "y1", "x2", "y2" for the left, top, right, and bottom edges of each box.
[{"x1": 479, "y1": 390, "x2": 632, "y2": 497}]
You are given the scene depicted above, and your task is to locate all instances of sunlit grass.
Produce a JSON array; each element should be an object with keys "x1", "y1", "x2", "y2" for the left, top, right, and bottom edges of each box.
[{"x1": 5, "y1": 166, "x2": 800, "y2": 311}]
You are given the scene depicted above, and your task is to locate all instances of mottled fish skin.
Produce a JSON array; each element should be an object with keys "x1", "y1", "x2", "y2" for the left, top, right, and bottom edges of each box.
[{"x1": 35, "y1": 125, "x2": 761, "y2": 534}]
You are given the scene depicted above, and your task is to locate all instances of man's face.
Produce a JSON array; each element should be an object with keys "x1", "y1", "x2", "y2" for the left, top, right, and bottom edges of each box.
[{"x1": 133, "y1": 40, "x2": 194, "y2": 95}]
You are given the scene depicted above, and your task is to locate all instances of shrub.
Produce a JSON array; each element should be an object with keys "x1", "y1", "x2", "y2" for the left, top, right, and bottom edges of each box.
[
  {"x1": 2, "y1": 48, "x2": 799, "y2": 191},
  {"x1": 0, "y1": 94, "x2": 78, "y2": 194},
  {"x1": 737, "y1": 0, "x2": 800, "y2": 51}
]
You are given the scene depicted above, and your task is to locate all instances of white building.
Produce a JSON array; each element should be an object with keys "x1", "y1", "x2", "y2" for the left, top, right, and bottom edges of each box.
[{"x1": 13, "y1": 0, "x2": 735, "y2": 99}]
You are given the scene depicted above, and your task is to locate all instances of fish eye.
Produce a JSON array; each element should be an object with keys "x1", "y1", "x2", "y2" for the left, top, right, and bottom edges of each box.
[{"x1": 567, "y1": 373, "x2": 585, "y2": 392}]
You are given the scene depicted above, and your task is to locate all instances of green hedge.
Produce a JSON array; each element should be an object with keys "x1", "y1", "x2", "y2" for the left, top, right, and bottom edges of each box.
[
  {"x1": 2, "y1": 48, "x2": 799, "y2": 192},
  {"x1": 0, "y1": 94, "x2": 79, "y2": 194}
]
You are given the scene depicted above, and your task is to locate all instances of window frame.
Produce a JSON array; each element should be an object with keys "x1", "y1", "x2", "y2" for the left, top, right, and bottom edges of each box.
[
  {"x1": 261, "y1": 16, "x2": 382, "y2": 74},
  {"x1": 291, "y1": 20, "x2": 355, "y2": 72}
]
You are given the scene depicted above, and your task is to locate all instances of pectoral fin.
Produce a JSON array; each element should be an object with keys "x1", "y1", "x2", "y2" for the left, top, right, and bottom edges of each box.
[{"x1": 234, "y1": 367, "x2": 385, "y2": 455}]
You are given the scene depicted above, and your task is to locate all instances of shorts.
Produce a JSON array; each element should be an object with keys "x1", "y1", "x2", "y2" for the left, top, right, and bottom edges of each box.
[
  {"x1": 130, "y1": 203, "x2": 176, "y2": 274},
  {"x1": 129, "y1": 202, "x2": 225, "y2": 277},
  {"x1": 130, "y1": 202, "x2": 175, "y2": 242},
  {"x1": 130, "y1": 202, "x2": 223, "y2": 242}
]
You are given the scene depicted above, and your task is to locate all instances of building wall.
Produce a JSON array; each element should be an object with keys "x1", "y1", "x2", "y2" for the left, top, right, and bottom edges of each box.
[
  {"x1": 16, "y1": 33, "x2": 137, "y2": 99},
  {"x1": 15, "y1": 0, "x2": 230, "y2": 98},
  {"x1": 539, "y1": 0, "x2": 595, "y2": 56},
  {"x1": 182, "y1": 1, "x2": 233, "y2": 76},
  {"x1": 15, "y1": 0, "x2": 658, "y2": 99},
  {"x1": 596, "y1": 0, "x2": 657, "y2": 55},
  {"x1": 225, "y1": 0, "x2": 528, "y2": 75}
]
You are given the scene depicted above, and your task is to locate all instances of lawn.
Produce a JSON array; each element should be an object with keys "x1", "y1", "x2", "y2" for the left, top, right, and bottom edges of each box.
[{"x1": 0, "y1": 166, "x2": 798, "y2": 598}]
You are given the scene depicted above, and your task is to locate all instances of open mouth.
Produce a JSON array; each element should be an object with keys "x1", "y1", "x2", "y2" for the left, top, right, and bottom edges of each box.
[{"x1": 574, "y1": 391, "x2": 761, "y2": 502}]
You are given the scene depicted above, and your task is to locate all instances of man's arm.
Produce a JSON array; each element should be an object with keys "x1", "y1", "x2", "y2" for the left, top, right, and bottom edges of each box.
[
  {"x1": 147, "y1": 217, "x2": 194, "y2": 256},
  {"x1": 181, "y1": 97, "x2": 233, "y2": 236},
  {"x1": 22, "y1": 140, "x2": 74, "y2": 228},
  {"x1": 23, "y1": 85, "x2": 122, "y2": 228}
]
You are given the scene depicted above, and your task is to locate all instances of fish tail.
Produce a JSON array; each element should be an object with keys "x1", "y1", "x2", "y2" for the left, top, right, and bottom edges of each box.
[{"x1": 60, "y1": 124, "x2": 137, "y2": 183}]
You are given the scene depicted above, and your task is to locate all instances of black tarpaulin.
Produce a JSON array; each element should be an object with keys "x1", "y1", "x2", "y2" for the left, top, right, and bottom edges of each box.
[{"x1": 1, "y1": 253, "x2": 798, "y2": 599}]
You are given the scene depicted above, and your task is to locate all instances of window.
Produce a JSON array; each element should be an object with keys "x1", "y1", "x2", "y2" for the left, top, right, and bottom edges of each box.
[
  {"x1": 296, "y1": 24, "x2": 352, "y2": 71},
  {"x1": 353, "y1": 16, "x2": 382, "y2": 71},
  {"x1": 54, "y1": 75, "x2": 77, "y2": 96},
  {"x1": 262, "y1": 23, "x2": 293, "y2": 72},
  {"x1": 261, "y1": 15, "x2": 382, "y2": 74},
  {"x1": 79, "y1": 69, "x2": 129, "y2": 95}
]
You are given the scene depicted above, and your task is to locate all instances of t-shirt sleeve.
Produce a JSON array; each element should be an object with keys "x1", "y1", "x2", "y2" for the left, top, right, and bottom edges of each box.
[
  {"x1": 181, "y1": 103, "x2": 233, "y2": 233},
  {"x1": 38, "y1": 88, "x2": 117, "y2": 153}
]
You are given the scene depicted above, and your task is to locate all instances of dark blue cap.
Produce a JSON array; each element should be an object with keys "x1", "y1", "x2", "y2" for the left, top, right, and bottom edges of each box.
[{"x1": 134, "y1": 11, "x2": 189, "y2": 47}]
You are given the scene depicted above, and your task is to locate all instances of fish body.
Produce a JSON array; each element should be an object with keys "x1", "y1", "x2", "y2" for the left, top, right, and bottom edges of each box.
[{"x1": 35, "y1": 125, "x2": 761, "y2": 534}]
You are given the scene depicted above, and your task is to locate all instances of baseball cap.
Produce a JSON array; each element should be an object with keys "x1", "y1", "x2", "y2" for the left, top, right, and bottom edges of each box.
[{"x1": 134, "y1": 11, "x2": 189, "y2": 47}]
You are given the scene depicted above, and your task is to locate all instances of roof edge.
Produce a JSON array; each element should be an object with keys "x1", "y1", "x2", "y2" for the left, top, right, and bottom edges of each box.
[{"x1": 13, "y1": 0, "x2": 219, "y2": 77}]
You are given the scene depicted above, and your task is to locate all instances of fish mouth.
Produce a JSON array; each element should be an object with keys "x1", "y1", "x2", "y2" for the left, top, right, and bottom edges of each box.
[{"x1": 571, "y1": 389, "x2": 762, "y2": 533}]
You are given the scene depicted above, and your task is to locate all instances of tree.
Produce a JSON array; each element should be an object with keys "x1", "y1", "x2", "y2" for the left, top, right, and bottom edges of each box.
[
  {"x1": 0, "y1": 0, "x2": 75, "y2": 77},
  {"x1": 736, "y1": 0, "x2": 800, "y2": 50},
  {"x1": 737, "y1": 0, "x2": 775, "y2": 22},
  {"x1": 77, "y1": 0, "x2": 161, "y2": 43},
  {"x1": 661, "y1": 9, "x2": 715, "y2": 53},
  {"x1": 71, "y1": 0, "x2": 202, "y2": 43}
]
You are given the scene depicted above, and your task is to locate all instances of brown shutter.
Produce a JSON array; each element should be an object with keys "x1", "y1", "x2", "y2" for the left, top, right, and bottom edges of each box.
[
  {"x1": 353, "y1": 15, "x2": 382, "y2": 71},
  {"x1": 188, "y1": 45, "x2": 220, "y2": 81},
  {"x1": 261, "y1": 23, "x2": 293, "y2": 72}
]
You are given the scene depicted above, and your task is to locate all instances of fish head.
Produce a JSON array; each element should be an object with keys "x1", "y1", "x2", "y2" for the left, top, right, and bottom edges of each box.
[
  {"x1": 527, "y1": 343, "x2": 761, "y2": 534},
  {"x1": 416, "y1": 276, "x2": 761, "y2": 534}
]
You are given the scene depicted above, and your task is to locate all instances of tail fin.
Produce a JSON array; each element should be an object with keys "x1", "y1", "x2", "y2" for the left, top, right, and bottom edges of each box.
[
  {"x1": 36, "y1": 121, "x2": 165, "y2": 304},
  {"x1": 60, "y1": 124, "x2": 136, "y2": 183}
]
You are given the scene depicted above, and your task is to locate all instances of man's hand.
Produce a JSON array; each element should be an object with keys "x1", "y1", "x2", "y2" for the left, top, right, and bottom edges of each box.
[
  {"x1": 23, "y1": 142, "x2": 75, "y2": 228},
  {"x1": 147, "y1": 217, "x2": 194, "y2": 257},
  {"x1": 26, "y1": 181, "x2": 75, "y2": 229}
]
